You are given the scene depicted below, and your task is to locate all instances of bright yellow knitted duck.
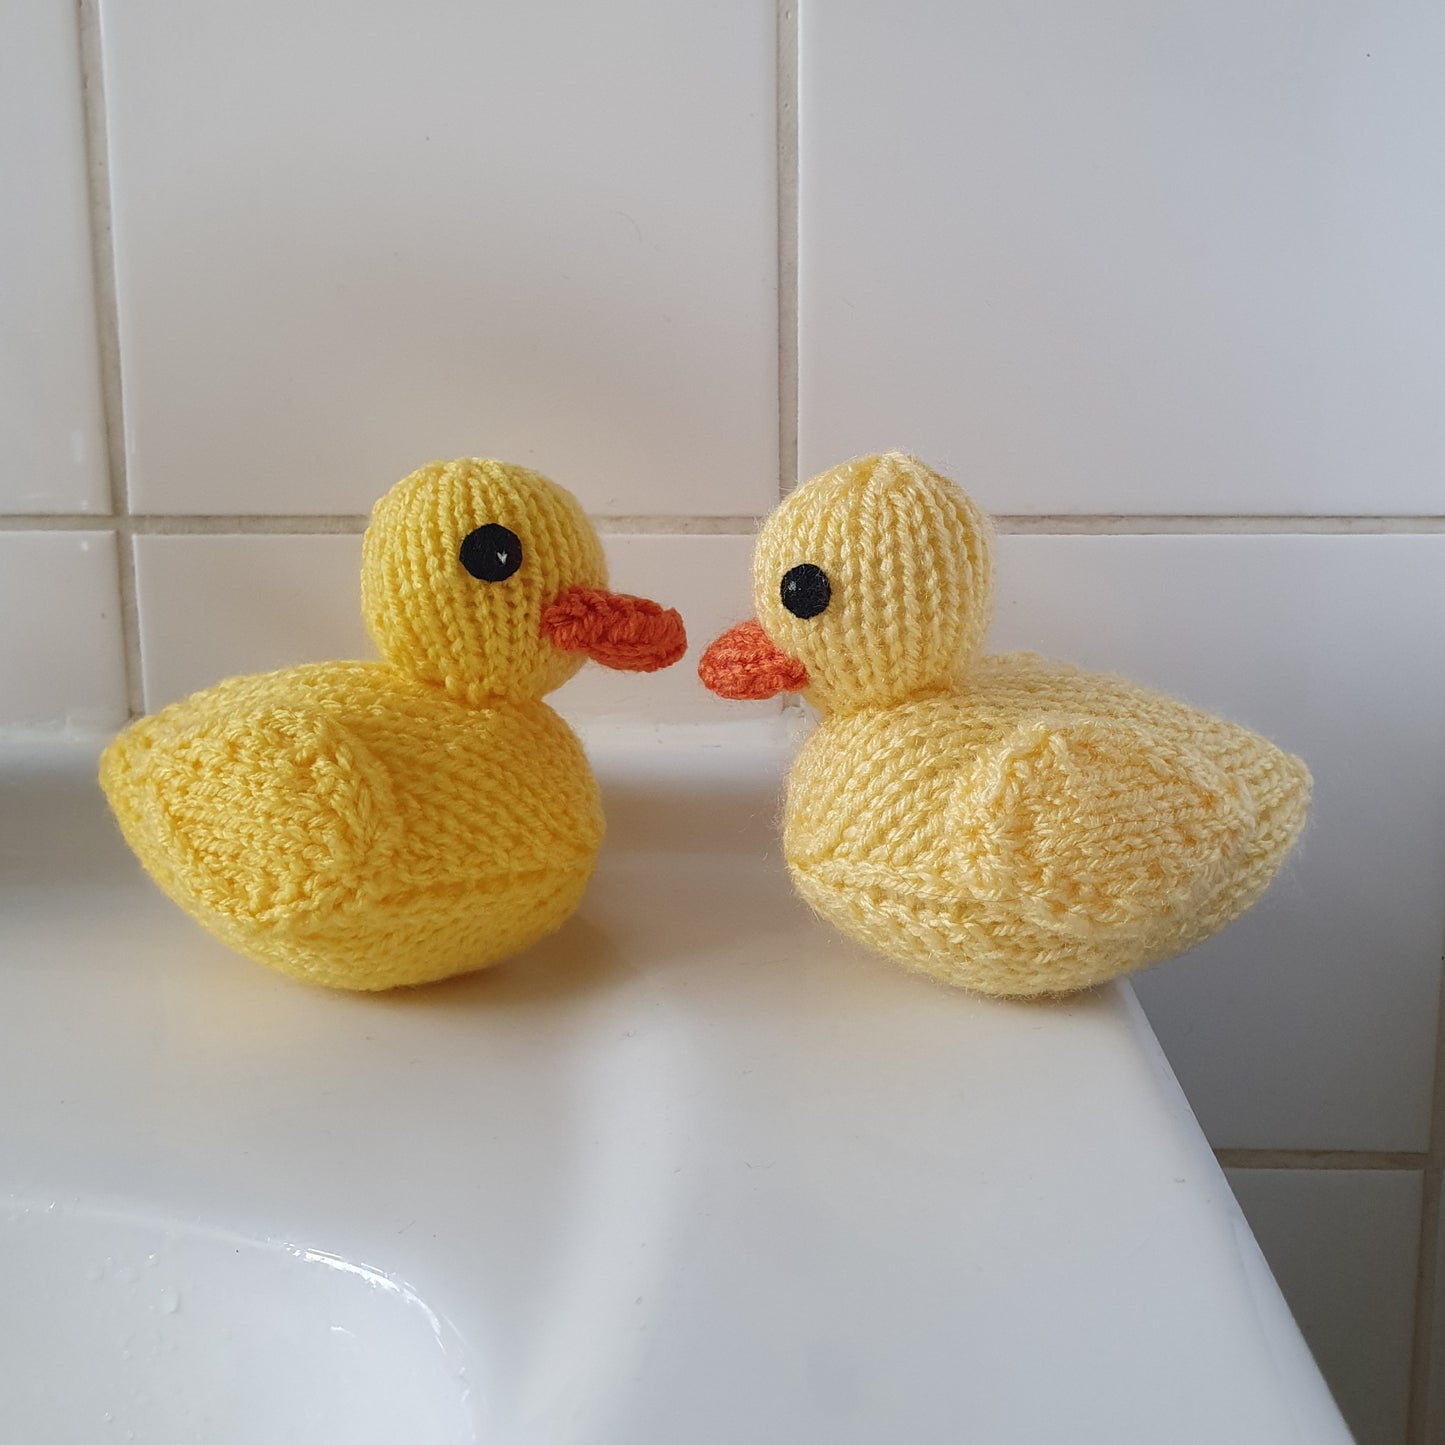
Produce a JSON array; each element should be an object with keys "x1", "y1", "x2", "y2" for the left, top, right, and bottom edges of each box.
[
  {"x1": 699, "y1": 452, "x2": 1310, "y2": 997},
  {"x1": 101, "y1": 458, "x2": 686, "y2": 991}
]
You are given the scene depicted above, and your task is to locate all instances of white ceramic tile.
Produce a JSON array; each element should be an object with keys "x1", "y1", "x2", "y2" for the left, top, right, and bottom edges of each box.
[
  {"x1": 0, "y1": 0, "x2": 107, "y2": 513},
  {"x1": 0, "y1": 533, "x2": 125, "y2": 728},
  {"x1": 134, "y1": 534, "x2": 372, "y2": 710},
  {"x1": 1227, "y1": 1169, "x2": 1420, "y2": 1445},
  {"x1": 134, "y1": 532, "x2": 755, "y2": 723},
  {"x1": 987, "y1": 534, "x2": 1445, "y2": 1149},
  {"x1": 799, "y1": 1, "x2": 1445, "y2": 514},
  {"x1": 101, "y1": 2, "x2": 776, "y2": 516}
]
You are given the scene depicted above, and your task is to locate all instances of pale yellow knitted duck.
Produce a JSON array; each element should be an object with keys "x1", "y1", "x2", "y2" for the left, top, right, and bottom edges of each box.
[
  {"x1": 699, "y1": 452, "x2": 1310, "y2": 997},
  {"x1": 101, "y1": 458, "x2": 686, "y2": 991}
]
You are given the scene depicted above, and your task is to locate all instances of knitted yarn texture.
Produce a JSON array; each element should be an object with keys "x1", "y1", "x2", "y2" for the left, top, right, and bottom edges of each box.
[
  {"x1": 101, "y1": 458, "x2": 686, "y2": 990},
  {"x1": 699, "y1": 452, "x2": 1310, "y2": 997}
]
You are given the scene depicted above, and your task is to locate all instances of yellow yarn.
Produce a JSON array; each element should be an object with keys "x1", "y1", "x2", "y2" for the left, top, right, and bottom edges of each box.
[
  {"x1": 100, "y1": 458, "x2": 680, "y2": 991},
  {"x1": 362, "y1": 460, "x2": 603, "y2": 707},
  {"x1": 705, "y1": 453, "x2": 1311, "y2": 997},
  {"x1": 755, "y1": 452, "x2": 995, "y2": 714}
]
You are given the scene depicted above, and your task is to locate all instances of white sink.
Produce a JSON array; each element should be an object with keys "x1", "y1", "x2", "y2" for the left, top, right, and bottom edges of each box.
[
  {"x1": 0, "y1": 1200, "x2": 471, "y2": 1443},
  {"x1": 0, "y1": 723, "x2": 1350, "y2": 1444}
]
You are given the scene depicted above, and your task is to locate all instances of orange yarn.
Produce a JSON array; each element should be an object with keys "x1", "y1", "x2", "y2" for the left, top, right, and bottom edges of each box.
[
  {"x1": 697, "y1": 618, "x2": 809, "y2": 699},
  {"x1": 540, "y1": 587, "x2": 687, "y2": 672}
]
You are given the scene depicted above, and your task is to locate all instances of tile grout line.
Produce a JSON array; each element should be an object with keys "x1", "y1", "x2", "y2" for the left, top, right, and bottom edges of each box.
[
  {"x1": 1406, "y1": 943, "x2": 1445, "y2": 1444},
  {"x1": 1216, "y1": 1148, "x2": 1429, "y2": 1171},
  {"x1": 0, "y1": 513, "x2": 770, "y2": 536},
  {"x1": 75, "y1": 0, "x2": 144, "y2": 717},
  {"x1": 994, "y1": 514, "x2": 1445, "y2": 536},
  {"x1": 776, "y1": 0, "x2": 799, "y2": 500},
  {"x1": 5, "y1": 512, "x2": 1445, "y2": 537}
]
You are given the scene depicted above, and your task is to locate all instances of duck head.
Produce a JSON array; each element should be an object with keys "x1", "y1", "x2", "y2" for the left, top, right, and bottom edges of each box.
[
  {"x1": 699, "y1": 453, "x2": 994, "y2": 714},
  {"x1": 363, "y1": 458, "x2": 686, "y2": 705}
]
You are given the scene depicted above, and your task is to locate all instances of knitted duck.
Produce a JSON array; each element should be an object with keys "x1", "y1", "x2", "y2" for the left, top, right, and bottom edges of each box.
[
  {"x1": 101, "y1": 458, "x2": 686, "y2": 991},
  {"x1": 699, "y1": 452, "x2": 1310, "y2": 997}
]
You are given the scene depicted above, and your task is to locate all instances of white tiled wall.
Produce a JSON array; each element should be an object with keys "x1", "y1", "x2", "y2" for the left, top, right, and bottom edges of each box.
[
  {"x1": 132, "y1": 534, "x2": 370, "y2": 710},
  {"x1": 0, "y1": 0, "x2": 108, "y2": 512},
  {"x1": 4, "y1": 3, "x2": 1445, "y2": 1441},
  {"x1": 799, "y1": 0, "x2": 1445, "y2": 515},
  {"x1": 100, "y1": 0, "x2": 778, "y2": 516},
  {"x1": 0, "y1": 532, "x2": 126, "y2": 730}
]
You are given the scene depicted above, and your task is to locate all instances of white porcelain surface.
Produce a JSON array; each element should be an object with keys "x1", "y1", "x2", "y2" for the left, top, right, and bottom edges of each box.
[
  {"x1": 799, "y1": 0, "x2": 1445, "y2": 513},
  {"x1": 0, "y1": 0, "x2": 108, "y2": 513},
  {"x1": 0, "y1": 732, "x2": 1348, "y2": 1444},
  {"x1": 989, "y1": 533, "x2": 1445, "y2": 1150},
  {"x1": 135, "y1": 532, "x2": 757, "y2": 722},
  {"x1": 101, "y1": 1, "x2": 777, "y2": 516},
  {"x1": 1227, "y1": 1168, "x2": 1421, "y2": 1445},
  {"x1": 1, "y1": 1201, "x2": 471, "y2": 1444},
  {"x1": 0, "y1": 533, "x2": 126, "y2": 729}
]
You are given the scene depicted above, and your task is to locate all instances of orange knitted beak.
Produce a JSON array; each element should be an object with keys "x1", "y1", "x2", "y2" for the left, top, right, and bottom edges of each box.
[
  {"x1": 540, "y1": 587, "x2": 687, "y2": 672},
  {"x1": 697, "y1": 619, "x2": 809, "y2": 699}
]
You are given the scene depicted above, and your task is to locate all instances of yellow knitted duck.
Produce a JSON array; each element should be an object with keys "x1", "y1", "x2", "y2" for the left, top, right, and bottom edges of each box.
[
  {"x1": 699, "y1": 452, "x2": 1310, "y2": 997},
  {"x1": 101, "y1": 458, "x2": 686, "y2": 991}
]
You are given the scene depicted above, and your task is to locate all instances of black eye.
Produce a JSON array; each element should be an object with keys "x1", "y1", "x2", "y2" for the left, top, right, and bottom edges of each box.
[
  {"x1": 459, "y1": 523, "x2": 522, "y2": 582},
  {"x1": 780, "y1": 563, "x2": 830, "y2": 619}
]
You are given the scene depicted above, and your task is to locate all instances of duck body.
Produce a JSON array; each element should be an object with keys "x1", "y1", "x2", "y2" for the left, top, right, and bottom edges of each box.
[
  {"x1": 783, "y1": 652, "x2": 1309, "y2": 996},
  {"x1": 100, "y1": 459, "x2": 686, "y2": 991},
  {"x1": 101, "y1": 662, "x2": 602, "y2": 990},
  {"x1": 700, "y1": 452, "x2": 1311, "y2": 998}
]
